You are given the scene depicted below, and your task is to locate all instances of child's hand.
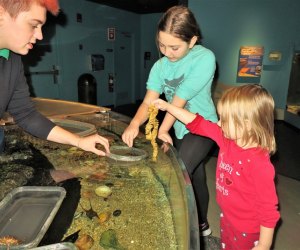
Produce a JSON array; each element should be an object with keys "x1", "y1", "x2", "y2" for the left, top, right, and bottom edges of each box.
[{"x1": 152, "y1": 99, "x2": 168, "y2": 111}]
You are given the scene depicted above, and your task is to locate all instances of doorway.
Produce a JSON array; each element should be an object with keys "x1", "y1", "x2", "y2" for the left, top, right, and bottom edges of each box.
[
  {"x1": 286, "y1": 52, "x2": 300, "y2": 115},
  {"x1": 113, "y1": 30, "x2": 135, "y2": 107}
]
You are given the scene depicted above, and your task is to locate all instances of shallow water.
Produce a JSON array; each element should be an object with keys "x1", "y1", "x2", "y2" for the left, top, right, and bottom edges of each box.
[{"x1": 1, "y1": 115, "x2": 179, "y2": 249}]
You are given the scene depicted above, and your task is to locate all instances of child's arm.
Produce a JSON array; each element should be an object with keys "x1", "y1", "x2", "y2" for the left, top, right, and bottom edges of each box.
[
  {"x1": 252, "y1": 226, "x2": 274, "y2": 250},
  {"x1": 152, "y1": 99, "x2": 196, "y2": 125}
]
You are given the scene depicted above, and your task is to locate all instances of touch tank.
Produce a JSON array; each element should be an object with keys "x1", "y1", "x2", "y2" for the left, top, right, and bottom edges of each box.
[{"x1": 0, "y1": 99, "x2": 200, "y2": 250}]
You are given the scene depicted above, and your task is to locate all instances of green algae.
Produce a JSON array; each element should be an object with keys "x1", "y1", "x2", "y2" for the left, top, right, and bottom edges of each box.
[{"x1": 99, "y1": 229, "x2": 125, "y2": 250}]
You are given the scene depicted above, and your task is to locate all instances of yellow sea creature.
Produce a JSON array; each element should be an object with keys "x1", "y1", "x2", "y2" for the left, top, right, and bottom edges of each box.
[
  {"x1": 95, "y1": 185, "x2": 112, "y2": 198},
  {"x1": 145, "y1": 104, "x2": 159, "y2": 161},
  {"x1": 84, "y1": 160, "x2": 95, "y2": 166},
  {"x1": 98, "y1": 211, "x2": 111, "y2": 224},
  {"x1": 68, "y1": 146, "x2": 78, "y2": 152},
  {"x1": 0, "y1": 235, "x2": 21, "y2": 246}
]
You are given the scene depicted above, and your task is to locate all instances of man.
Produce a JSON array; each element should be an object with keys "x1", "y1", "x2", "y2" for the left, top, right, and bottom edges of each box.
[{"x1": 0, "y1": 0, "x2": 109, "y2": 155}]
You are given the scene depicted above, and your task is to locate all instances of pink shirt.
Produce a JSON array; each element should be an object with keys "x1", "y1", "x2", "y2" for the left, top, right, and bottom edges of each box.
[{"x1": 187, "y1": 114, "x2": 280, "y2": 233}]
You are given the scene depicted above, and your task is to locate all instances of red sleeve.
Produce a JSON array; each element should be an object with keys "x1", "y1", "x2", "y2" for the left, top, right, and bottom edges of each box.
[
  {"x1": 186, "y1": 114, "x2": 223, "y2": 146},
  {"x1": 252, "y1": 156, "x2": 280, "y2": 228}
]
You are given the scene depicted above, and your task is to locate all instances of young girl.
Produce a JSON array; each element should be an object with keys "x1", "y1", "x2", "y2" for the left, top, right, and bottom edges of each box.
[
  {"x1": 152, "y1": 84, "x2": 280, "y2": 250},
  {"x1": 122, "y1": 5, "x2": 217, "y2": 236}
]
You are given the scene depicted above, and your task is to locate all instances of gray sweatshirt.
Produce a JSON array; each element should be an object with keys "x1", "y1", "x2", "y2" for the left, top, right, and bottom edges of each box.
[{"x1": 0, "y1": 51, "x2": 55, "y2": 139}]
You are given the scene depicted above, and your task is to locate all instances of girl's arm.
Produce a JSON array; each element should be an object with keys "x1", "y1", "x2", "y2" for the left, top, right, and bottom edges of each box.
[
  {"x1": 157, "y1": 95, "x2": 187, "y2": 144},
  {"x1": 154, "y1": 98, "x2": 224, "y2": 146},
  {"x1": 152, "y1": 98, "x2": 196, "y2": 125},
  {"x1": 251, "y1": 160, "x2": 279, "y2": 250},
  {"x1": 252, "y1": 226, "x2": 274, "y2": 250}
]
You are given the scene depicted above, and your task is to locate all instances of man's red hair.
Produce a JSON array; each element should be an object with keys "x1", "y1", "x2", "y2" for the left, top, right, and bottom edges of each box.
[
  {"x1": 41, "y1": 0, "x2": 60, "y2": 15},
  {"x1": 0, "y1": 0, "x2": 60, "y2": 17}
]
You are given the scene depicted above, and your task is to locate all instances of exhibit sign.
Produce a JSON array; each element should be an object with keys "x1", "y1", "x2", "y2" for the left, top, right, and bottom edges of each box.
[
  {"x1": 107, "y1": 27, "x2": 115, "y2": 41},
  {"x1": 237, "y1": 46, "x2": 264, "y2": 79}
]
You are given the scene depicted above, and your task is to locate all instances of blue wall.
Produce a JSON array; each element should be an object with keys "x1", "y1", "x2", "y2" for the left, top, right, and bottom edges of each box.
[
  {"x1": 29, "y1": 0, "x2": 300, "y2": 111},
  {"x1": 140, "y1": 13, "x2": 162, "y2": 98},
  {"x1": 54, "y1": 0, "x2": 142, "y2": 106},
  {"x1": 123, "y1": 0, "x2": 300, "y2": 110},
  {"x1": 189, "y1": 0, "x2": 300, "y2": 110}
]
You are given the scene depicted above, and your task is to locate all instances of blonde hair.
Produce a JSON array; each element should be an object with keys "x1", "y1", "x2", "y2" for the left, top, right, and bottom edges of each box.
[{"x1": 218, "y1": 84, "x2": 276, "y2": 154}]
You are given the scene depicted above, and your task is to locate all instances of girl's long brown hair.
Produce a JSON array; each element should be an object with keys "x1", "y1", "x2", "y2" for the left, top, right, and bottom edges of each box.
[{"x1": 156, "y1": 5, "x2": 201, "y2": 43}]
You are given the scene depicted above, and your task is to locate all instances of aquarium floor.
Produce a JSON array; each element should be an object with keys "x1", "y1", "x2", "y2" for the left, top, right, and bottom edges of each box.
[{"x1": 113, "y1": 101, "x2": 300, "y2": 250}]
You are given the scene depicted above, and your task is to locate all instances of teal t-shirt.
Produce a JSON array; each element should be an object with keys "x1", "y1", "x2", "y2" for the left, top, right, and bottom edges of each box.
[
  {"x1": 147, "y1": 45, "x2": 218, "y2": 139},
  {"x1": 0, "y1": 49, "x2": 10, "y2": 59}
]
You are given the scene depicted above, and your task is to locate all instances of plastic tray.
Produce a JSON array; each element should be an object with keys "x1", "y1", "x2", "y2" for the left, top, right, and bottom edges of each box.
[
  {"x1": 0, "y1": 186, "x2": 66, "y2": 249},
  {"x1": 50, "y1": 118, "x2": 96, "y2": 137},
  {"x1": 107, "y1": 146, "x2": 148, "y2": 162},
  {"x1": 31, "y1": 242, "x2": 78, "y2": 250}
]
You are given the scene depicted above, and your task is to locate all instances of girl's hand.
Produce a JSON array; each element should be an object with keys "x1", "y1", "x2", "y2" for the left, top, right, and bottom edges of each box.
[
  {"x1": 152, "y1": 99, "x2": 169, "y2": 111},
  {"x1": 158, "y1": 131, "x2": 173, "y2": 152},
  {"x1": 158, "y1": 129, "x2": 173, "y2": 146},
  {"x1": 122, "y1": 123, "x2": 139, "y2": 147},
  {"x1": 252, "y1": 244, "x2": 270, "y2": 250},
  {"x1": 77, "y1": 134, "x2": 110, "y2": 156},
  {"x1": 161, "y1": 142, "x2": 171, "y2": 153},
  {"x1": 251, "y1": 226, "x2": 274, "y2": 250}
]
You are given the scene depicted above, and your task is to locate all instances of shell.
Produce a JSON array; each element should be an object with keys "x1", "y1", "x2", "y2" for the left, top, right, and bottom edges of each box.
[
  {"x1": 95, "y1": 186, "x2": 112, "y2": 198},
  {"x1": 113, "y1": 209, "x2": 121, "y2": 217},
  {"x1": 75, "y1": 234, "x2": 94, "y2": 250},
  {"x1": 98, "y1": 212, "x2": 111, "y2": 224}
]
